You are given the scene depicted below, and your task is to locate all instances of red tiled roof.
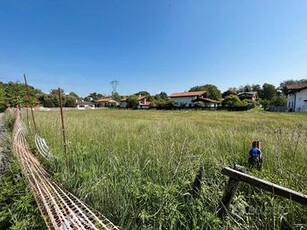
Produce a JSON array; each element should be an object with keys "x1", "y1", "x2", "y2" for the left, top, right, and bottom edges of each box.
[
  {"x1": 286, "y1": 84, "x2": 307, "y2": 90},
  {"x1": 139, "y1": 101, "x2": 151, "y2": 106},
  {"x1": 138, "y1": 95, "x2": 146, "y2": 100},
  {"x1": 169, "y1": 91, "x2": 207, "y2": 98}
]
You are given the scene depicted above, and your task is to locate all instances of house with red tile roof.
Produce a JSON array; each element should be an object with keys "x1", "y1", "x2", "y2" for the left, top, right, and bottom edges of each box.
[
  {"x1": 286, "y1": 84, "x2": 307, "y2": 112},
  {"x1": 169, "y1": 91, "x2": 210, "y2": 107},
  {"x1": 120, "y1": 95, "x2": 151, "y2": 109},
  {"x1": 137, "y1": 95, "x2": 151, "y2": 109}
]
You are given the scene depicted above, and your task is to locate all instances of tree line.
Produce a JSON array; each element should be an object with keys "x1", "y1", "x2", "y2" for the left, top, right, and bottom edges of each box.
[{"x1": 0, "y1": 79, "x2": 306, "y2": 112}]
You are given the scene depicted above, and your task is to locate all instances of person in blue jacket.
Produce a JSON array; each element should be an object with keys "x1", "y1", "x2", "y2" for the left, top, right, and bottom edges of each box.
[{"x1": 248, "y1": 141, "x2": 262, "y2": 169}]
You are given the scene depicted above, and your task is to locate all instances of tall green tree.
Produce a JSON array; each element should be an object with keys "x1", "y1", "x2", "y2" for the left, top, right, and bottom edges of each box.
[
  {"x1": 0, "y1": 83, "x2": 6, "y2": 112},
  {"x1": 261, "y1": 83, "x2": 277, "y2": 100},
  {"x1": 189, "y1": 84, "x2": 221, "y2": 101},
  {"x1": 4, "y1": 82, "x2": 38, "y2": 107},
  {"x1": 112, "y1": 92, "x2": 121, "y2": 101},
  {"x1": 222, "y1": 88, "x2": 237, "y2": 98},
  {"x1": 65, "y1": 95, "x2": 77, "y2": 107},
  {"x1": 126, "y1": 95, "x2": 139, "y2": 109},
  {"x1": 84, "y1": 92, "x2": 103, "y2": 102}
]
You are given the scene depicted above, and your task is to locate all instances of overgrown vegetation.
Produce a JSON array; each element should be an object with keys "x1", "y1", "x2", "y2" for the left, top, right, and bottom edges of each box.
[
  {"x1": 0, "y1": 111, "x2": 45, "y2": 230},
  {"x1": 30, "y1": 109, "x2": 307, "y2": 229}
]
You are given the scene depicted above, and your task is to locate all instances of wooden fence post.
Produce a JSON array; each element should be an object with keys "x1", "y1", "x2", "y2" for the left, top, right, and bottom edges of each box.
[
  {"x1": 191, "y1": 166, "x2": 204, "y2": 197},
  {"x1": 24, "y1": 74, "x2": 38, "y2": 133},
  {"x1": 217, "y1": 165, "x2": 246, "y2": 218},
  {"x1": 58, "y1": 88, "x2": 68, "y2": 167}
]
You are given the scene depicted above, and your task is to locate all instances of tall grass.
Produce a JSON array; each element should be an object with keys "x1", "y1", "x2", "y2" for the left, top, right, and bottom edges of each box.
[{"x1": 28, "y1": 109, "x2": 307, "y2": 229}]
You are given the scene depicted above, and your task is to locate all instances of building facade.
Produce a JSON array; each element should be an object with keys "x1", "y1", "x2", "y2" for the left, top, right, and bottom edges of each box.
[{"x1": 286, "y1": 84, "x2": 307, "y2": 112}]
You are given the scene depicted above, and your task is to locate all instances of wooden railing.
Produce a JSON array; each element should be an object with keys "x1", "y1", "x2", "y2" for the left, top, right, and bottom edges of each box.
[{"x1": 217, "y1": 165, "x2": 307, "y2": 218}]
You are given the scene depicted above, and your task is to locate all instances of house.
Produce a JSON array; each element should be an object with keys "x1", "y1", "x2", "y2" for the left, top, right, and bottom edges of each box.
[
  {"x1": 286, "y1": 84, "x2": 307, "y2": 112},
  {"x1": 76, "y1": 101, "x2": 95, "y2": 109},
  {"x1": 120, "y1": 98, "x2": 128, "y2": 108},
  {"x1": 237, "y1": 92, "x2": 258, "y2": 101},
  {"x1": 137, "y1": 95, "x2": 151, "y2": 109},
  {"x1": 169, "y1": 91, "x2": 208, "y2": 107},
  {"x1": 191, "y1": 97, "x2": 220, "y2": 108},
  {"x1": 120, "y1": 95, "x2": 151, "y2": 109},
  {"x1": 96, "y1": 97, "x2": 119, "y2": 107}
]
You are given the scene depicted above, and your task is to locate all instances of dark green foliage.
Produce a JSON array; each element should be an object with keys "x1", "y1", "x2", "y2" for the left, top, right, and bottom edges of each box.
[
  {"x1": 270, "y1": 95, "x2": 287, "y2": 106},
  {"x1": 126, "y1": 95, "x2": 139, "y2": 109},
  {"x1": 222, "y1": 88, "x2": 237, "y2": 98},
  {"x1": 189, "y1": 84, "x2": 222, "y2": 101},
  {"x1": 222, "y1": 95, "x2": 243, "y2": 107},
  {"x1": 0, "y1": 81, "x2": 42, "y2": 109},
  {"x1": 112, "y1": 92, "x2": 121, "y2": 102},
  {"x1": 154, "y1": 100, "x2": 175, "y2": 110},
  {"x1": 39, "y1": 94, "x2": 56, "y2": 107},
  {"x1": 84, "y1": 92, "x2": 103, "y2": 102},
  {"x1": 65, "y1": 95, "x2": 77, "y2": 107},
  {"x1": 0, "y1": 159, "x2": 45, "y2": 230},
  {"x1": 151, "y1": 92, "x2": 173, "y2": 109},
  {"x1": 0, "y1": 83, "x2": 6, "y2": 112},
  {"x1": 261, "y1": 83, "x2": 277, "y2": 100}
]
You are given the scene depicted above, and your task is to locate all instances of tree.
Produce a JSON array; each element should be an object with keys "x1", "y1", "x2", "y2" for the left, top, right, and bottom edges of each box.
[
  {"x1": 4, "y1": 81, "x2": 39, "y2": 107},
  {"x1": 0, "y1": 83, "x2": 6, "y2": 112},
  {"x1": 84, "y1": 92, "x2": 103, "y2": 102},
  {"x1": 65, "y1": 95, "x2": 77, "y2": 107},
  {"x1": 69, "y1": 92, "x2": 80, "y2": 100},
  {"x1": 134, "y1": 91, "x2": 151, "y2": 97},
  {"x1": 154, "y1": 92, "x2": 169, "y2": 101},
  {"x1": 238, "y1": 84, "x2": 252, "y2": 93},
  {"x1": 112, "y1": 92, "x2": 121, "y2": 101},
  {"x1": 222, "y1": 88, "x2": 237, "y2": 98},
  {"x1": 261, "y1": 83, "x2": 277, "y2": 100},
  {"x1": 189, "y1": 84, "x2": 221, "y2": 101},
  {"x1": 126, "y1": 95, "x2": 139, "y2": 109},
  {"x1": 134, "y1": 91, "x2": 153, "y2": 101},
  {"x1": 270, "y1": 95, "x2": 287, "y2": 106},
  {"x1": 251, "y1": 84, "x2": 262, "y2": 98},
  {"x1": 222, "y1": 95, "x2": 242, "y2": 107},
  {"x1": 41, "y1": 95, "x2": 56, "y2": 107}
]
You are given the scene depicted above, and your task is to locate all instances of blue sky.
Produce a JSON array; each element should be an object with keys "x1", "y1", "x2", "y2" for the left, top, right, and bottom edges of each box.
[{"x1": 1, "y1": 0, "x2": 307, "y2": 96}]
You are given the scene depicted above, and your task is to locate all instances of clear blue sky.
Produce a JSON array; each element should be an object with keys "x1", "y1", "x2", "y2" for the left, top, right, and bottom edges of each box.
[{"x1": 1, "y1": 0, "x2": 307, "y2": 96}]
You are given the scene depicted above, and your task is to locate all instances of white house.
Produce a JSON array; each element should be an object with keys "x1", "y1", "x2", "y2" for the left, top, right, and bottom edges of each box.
[
  {"x1": 96, "y1": 97, "x2": 119, "y2": 107},
  {"x1": 286, "y1": 84, "x2": 307, "y2": 112},
  {"x1": 76, "y1": 101, "x2": 95, "y2": 110},
  {"x1": 169, "y1": 91, "x2": 208, "y2": 107}
]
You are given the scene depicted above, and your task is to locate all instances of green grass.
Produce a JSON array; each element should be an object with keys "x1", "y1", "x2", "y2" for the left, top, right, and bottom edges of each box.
[{"x1": 28, "y1": 109, "x2": 307, "y2": 229}]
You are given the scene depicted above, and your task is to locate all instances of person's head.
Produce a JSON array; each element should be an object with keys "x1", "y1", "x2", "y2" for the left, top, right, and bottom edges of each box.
[{"x1": 252, "y1": 141, "x2": 257, "y2": 148}]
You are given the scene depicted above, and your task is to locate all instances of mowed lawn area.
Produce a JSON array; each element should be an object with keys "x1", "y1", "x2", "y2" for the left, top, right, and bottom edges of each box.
[{"x1": 30, "y1": 109, "x2": 307, "y2": 229}]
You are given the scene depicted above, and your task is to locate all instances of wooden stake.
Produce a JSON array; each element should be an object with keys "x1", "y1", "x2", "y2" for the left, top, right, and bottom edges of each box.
[
  {"x1": 58, "y1": 88, "x2": 68, "y2": 167},
  {"x1": 191, "y1": 166, "x2": 204, "y2": 198},
  {"x1": 24, "y1": 74, "x2": 38, "y2": 133},
  {"x1": 217, "y1": 165, "x2": 246, "y2": 218}
]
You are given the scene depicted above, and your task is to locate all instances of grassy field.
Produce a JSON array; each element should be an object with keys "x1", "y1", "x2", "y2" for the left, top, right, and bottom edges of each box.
[{"x1": 27, "y1": 109, "x2": 307, "y2": 229}]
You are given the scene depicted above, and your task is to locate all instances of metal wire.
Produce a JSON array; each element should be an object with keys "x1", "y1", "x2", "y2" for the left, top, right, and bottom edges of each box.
[
  {"x1": 12, "y1": 110, "x2": 119, "y2": 230},
  {"x1": 35, "y1": 133, "x2": 53, "y2": 160}
]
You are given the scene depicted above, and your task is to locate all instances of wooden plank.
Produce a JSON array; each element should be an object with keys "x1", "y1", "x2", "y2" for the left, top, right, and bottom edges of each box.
[{"x1": 221, "y1": 167, "x2": 307, "y2": 206}]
